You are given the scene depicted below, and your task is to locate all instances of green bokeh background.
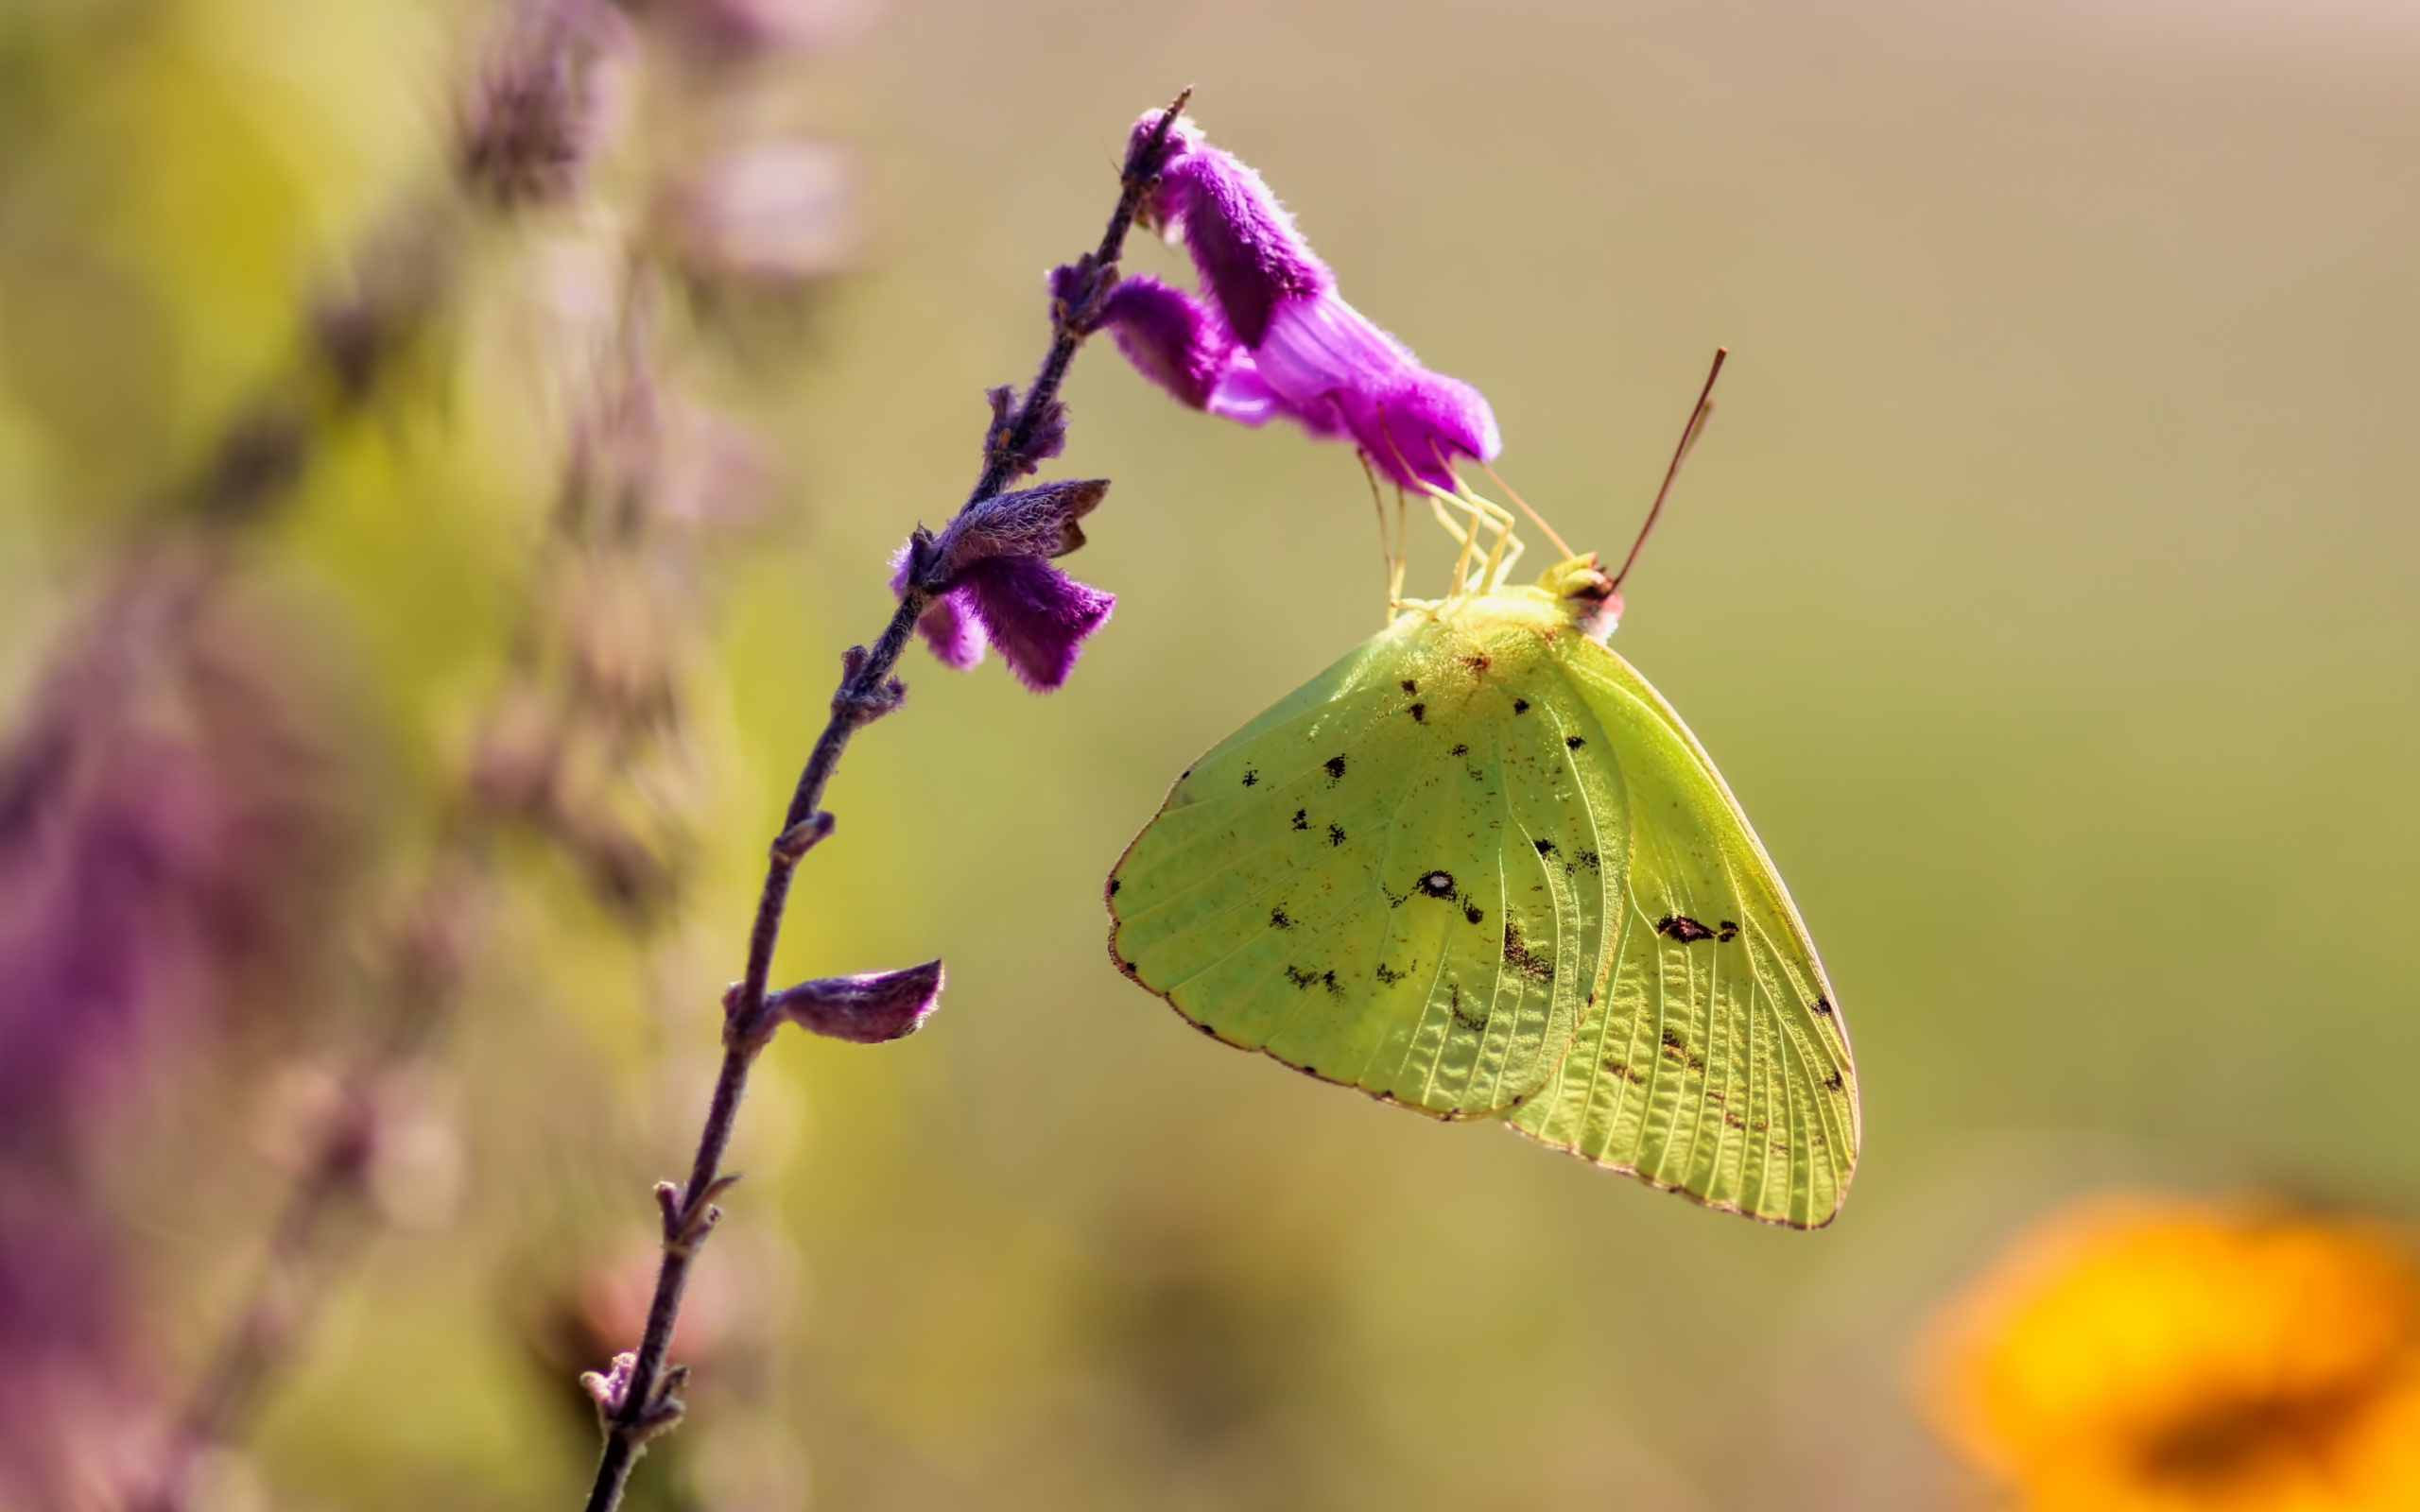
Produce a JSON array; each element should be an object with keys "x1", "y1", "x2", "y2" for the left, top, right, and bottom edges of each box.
[{"x1": 5, "y1": 0, "x2": 2417, "y2": 1507}]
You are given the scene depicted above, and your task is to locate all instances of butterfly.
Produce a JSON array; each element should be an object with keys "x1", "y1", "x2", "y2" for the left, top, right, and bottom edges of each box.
[{"x1": 1105, "y1": 359, "x2": 1858, "y2": 1228}]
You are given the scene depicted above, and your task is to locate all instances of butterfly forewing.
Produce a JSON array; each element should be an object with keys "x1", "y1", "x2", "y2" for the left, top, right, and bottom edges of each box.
[
  {"x1": 1111, "y1": 620, "x2": 1603, "y2": 1118},
  {"x1": 1510, "y1": 641, "x2": 1858, "y2": 1228}
]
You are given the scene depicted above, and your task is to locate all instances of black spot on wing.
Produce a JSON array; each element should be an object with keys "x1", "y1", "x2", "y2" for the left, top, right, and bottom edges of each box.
[
  {"x1": 1401, "y1": 679, "x2": 1418, "y2": 694},
  {"x1": 1812, "y1": 997, "x2": 1835, "y2": 1016},
  {"x1": 1564, "y1": 735, "x2": 1585, "y2": 749},
  {"x1": 1449, "y1": 743, "x2": 1469, "y2": 757},
  {"x1": 1241, "y1": 768, "x2": 1259, "y2": 786},
  {"x1": 1108, "y1": 877, "x2": 1121, "y2": 896},
  {"x1": 1716, "y1": 919, "x2": 1739, "y2": 942},
  {"x1": 1824, "y1": 1069, "x2": 1845, "y2": 1091},
  {"x1": 1408, "y1": 702, "x2": 1426, "y2": 723},
  {"x1": 1290, "y1": 809, "x2": 1308, "y2": 832},
  {"x1": 1462, "y1": 902, "x2": 1484, "y2": 925},
  {"x1": 1416, "y1": 870, "x2": 1457, "y2": 899},
  {"x1": 1323, "y1": 755, "x2": 1347, "y2": 784},
  {"x1": 1374, "y1": 960, "x2": 1409, "y2": 986},
  {"x1": 1284, "y1": 965, "x2": 1342, "y2": 997},
  {"x1": 1656, "y1": 914, "x2": 1717, "y2": 944},
  {"x1": 1658, "y1": 1027, "x2": 1707, "y2": 1074},
  {"x1": 1501, "y1": 922, "x2": 1554, "y2": 984},
  {"x1": 1326, "y1": 823, "x2": 1346, "y2": 847},
  {"x1": 1270, "y1": 907, "x2": 1292, "y2": 930},
  {"x1": 1512, "y1": 697, "x2": 1530, "y2": 713},
  {"x1": 1532, "y1": 837, "x2": 1557, "y2": 856}
]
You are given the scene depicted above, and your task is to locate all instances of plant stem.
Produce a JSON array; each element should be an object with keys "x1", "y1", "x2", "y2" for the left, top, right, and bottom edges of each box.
[{"x1": 578, "y1": 87, "x2": 1191, "y2": 1512}]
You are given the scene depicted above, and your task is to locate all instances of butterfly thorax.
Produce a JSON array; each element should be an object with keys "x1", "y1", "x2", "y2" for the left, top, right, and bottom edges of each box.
[{"x1": 1392, "y1": 553, "x2": 1621, "y2": 646}]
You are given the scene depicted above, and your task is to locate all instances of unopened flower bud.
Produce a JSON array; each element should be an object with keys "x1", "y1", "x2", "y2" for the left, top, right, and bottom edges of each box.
[{"x1": 767, "y1": 959, "x2": 942, "y2": 1043}]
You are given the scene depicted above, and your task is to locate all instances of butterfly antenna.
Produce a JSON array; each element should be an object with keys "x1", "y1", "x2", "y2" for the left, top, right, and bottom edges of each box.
[
  {"x1": 1478, "y1": 458, "x2": 1574, "y2": 560},
  {"x1": 1612, "y1": 346, "x2": 1727, "y2": 592}
]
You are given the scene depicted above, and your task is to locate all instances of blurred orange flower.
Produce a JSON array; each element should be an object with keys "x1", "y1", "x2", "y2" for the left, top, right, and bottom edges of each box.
[{"x1": 1918, "y1": 1194, "x2": 2420, "y2": 1512}]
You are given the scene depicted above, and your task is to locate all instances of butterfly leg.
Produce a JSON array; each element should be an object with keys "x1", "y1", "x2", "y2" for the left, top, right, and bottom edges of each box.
[
  {"x1": 1358, "y1": 451, "x2": 1402, "y2": 625},
  {"x1": 1392, "y1": 489, "x2": 1409, "y2": 610},
  {"x1": 1428, "y1": 490, "x2": 1480, "y2": 593},
  {"x1": 1438, "y1": 478, "x2": 1522, "y2": 593},
  {"x1": 1460, "y1": 482, "x2": 1524, "y2": 592}
]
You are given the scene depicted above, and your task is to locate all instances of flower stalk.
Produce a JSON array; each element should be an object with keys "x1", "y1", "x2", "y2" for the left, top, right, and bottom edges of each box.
[{"x1": 576, "y1": 87, "x2": 1195, "y2": 1512}]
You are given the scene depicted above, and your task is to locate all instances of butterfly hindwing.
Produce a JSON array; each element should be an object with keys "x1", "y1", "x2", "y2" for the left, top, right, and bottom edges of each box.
[
  {"x1": 1111, "y1": 619, "x2": 1601, "y2": 1118},
  {"x1": 1510, "y1": 640, "x2": 1859, "y2": 1228}
]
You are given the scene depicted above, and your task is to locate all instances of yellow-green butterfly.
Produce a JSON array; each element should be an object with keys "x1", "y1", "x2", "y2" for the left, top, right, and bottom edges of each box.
[{"x1": 1107, "y1": 359, "x2": 1858, "y2": 1227}]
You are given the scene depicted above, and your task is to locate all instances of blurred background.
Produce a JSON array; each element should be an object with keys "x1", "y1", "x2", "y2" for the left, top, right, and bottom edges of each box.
[{"x1": 3, "y1": 0, "x2": 2418, "y2": 1508}]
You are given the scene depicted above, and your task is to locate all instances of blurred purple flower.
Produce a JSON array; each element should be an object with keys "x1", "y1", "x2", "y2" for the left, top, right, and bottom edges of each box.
[
  {"x1": 0, "y1": 565, "x2": 358, "y2": 1160},
  {"x1": 644, "y1": 0, "x2": 882, "y2": 60},
  {"x1": 766, "y1": 959, "x2": 942, "y2": 1044},
  {"x1": 456, "y1": 0, "x2": 632, "y2": 209},
  {"x1": 0, "y1": 1203, "x2": 141, "y2": 1507},
  {"x1": 1086, "y1": 112, "x2": 1499, "y2": 490},
  {"x1": 892, "y1": 479, "x2": 1114, "y2": 693},
  {"x1": 660, "y1": 138, "x2": 856, "y2": 289}
]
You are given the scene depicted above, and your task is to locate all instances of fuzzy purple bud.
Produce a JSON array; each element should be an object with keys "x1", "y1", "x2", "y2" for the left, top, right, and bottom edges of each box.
[
  {"x1": 1099, "y1": 112, "x2": 1500, "y2": 491},
  {"x1": 983, "y1": 384, "x2": 1068, "y2": 482},
  {"x1": 768, "y1": 959, "x2": 942, "y2": 1043},
  {"x1": 580, "y1": 1349, "x2": 638, "y2": 1415}
]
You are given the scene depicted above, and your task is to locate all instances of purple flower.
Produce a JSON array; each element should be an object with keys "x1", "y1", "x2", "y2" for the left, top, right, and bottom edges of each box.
[
  {"x1": 1088, "y1": 113, "x2": 1499, "y2": 490},
  {"x1": 659, "y1": 138, "x2": 857, "y2": 289},
  {"x1": 766, "y1": 959, "x2": 942, "y2": 1043},
  {"x1": 893, "y1": 479, "x2": 1115, "y2": 693}
]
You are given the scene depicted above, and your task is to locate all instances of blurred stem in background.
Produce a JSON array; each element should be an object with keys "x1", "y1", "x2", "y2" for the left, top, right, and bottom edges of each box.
[
  {"x1": 129, "y1": 3, "x2": 645, "y2": 1504},
  {"x1": 573, "y1": 87, "x2": 1187, "y2": 1512},
  {"x1": 0, "y1": 0, "x2": 868, "y2": 1504}
]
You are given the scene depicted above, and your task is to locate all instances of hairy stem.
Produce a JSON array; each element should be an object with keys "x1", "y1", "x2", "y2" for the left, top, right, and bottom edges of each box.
[{"x1": 579, "y1": 88, "x2": 1191, "y2": 1512}]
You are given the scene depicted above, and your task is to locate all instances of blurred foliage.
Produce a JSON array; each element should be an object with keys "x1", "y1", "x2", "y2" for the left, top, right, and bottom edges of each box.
[{"x1": 2, "y1": 0, "x2": 2418, "y2": 1509}]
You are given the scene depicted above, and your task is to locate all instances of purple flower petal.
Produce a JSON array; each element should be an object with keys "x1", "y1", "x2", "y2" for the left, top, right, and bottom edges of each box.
[
  {"x1": 891, "y1": 544, "x2": 989, "y2": 670},
  {"x1": 958, "y1": 555, "x2": 1114, "y2": 693},
  {"x1": 1094, "y1": 275, "x2": 1238, "y2": 411},
  {"x1": 1253, "y1": 294, "x2": 1500, "y2": 489},
  {"x1": 915, "y1": 586, "x2": 988, "y2": 670},
  {"x1": 769, "y1": 959, "x2": 943, "y2": 1043},
  {"x1": 1133, "y1": 113, "x2": 1329, "y2": 347}
]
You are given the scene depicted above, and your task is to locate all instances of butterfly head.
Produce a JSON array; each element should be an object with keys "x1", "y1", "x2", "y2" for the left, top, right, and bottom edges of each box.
[{"x1": 1538, "y1": 554, "x2": 1621, "y2": 644}]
